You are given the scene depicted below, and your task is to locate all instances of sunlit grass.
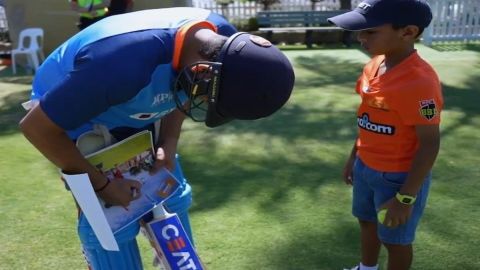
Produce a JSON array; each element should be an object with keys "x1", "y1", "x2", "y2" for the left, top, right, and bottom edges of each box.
[{"x1": 1, "y1": 44, "x2": 479, "y2": 269}]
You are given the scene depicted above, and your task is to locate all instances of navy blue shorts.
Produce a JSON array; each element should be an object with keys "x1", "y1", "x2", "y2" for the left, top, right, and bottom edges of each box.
[{"x1": 352, "y1": 157, "x2": 431, "y2": 245}]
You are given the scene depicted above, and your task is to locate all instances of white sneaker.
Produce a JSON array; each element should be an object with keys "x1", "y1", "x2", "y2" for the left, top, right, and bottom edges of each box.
[{"x1": 343, "y1": 266, "x2": 359, "y2": 270}]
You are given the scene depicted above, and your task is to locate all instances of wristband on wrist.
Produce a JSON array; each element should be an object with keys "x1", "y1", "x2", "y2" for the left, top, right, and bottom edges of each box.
[
  {"x1": 395, "y1": 192, "x2": 416, "y2": 205},
  {"x1": 94, "y1": 178, "x2": 110, "y2": 192}
]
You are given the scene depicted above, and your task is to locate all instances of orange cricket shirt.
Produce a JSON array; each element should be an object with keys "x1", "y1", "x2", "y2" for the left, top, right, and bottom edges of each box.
[{"x1": 355, "y1": 51, "x2": 443, "y2": 172}]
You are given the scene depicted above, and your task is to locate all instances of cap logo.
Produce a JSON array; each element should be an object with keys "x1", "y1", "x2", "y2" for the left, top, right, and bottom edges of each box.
[
  {"x1": 250, "y1": 35, "x2": 272, "y2": 47},
  {"x1": 358, "y1": 2, "x2": 372, "y2": 10}
]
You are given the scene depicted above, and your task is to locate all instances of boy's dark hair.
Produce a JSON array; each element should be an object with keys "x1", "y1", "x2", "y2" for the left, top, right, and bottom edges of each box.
[
  {"x1": 198, "y1": 35, "x2": 228, "y2": 61},
  {"x1": 392, "y1": 24, "x2": 425, "y2": 38}
]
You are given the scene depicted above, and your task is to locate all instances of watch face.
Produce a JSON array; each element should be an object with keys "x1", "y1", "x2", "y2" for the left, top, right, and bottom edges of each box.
[{"x1": 402, "y1": 198, "x2": 413, "y2": 204}]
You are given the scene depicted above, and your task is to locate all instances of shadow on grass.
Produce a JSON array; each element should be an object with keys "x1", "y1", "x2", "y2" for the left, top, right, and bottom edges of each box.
[
  {"x1": 180, "y1": 51, "x2": 480, "y2": 268},
  {"x1": 262, "y1": 223, "x2": 359, "y2": 270},
  {"x1": 0, "y1": 88, "x2": 30, "y2": 136},
  {"x1": 0, "y1": 65, "x2": 34, "y2": 84},
  {"x1": 181, "y1": 52, "x2": 363, "y2": 213},
  {"x1": 0, "y1": 50, "x2": 478, "y2": 268},
  {"x1": 294, "y1": 54, "x2": 364, "y2": 88},
  {"x1": 0, "y1": 66, "x2": 33, "y2": 135},
  {"x1": 440, "y1": 62, "x2": 480, "y2": 138},
  {"x1": 183, "y1": 147, "x2": 350, "y2": 213}
]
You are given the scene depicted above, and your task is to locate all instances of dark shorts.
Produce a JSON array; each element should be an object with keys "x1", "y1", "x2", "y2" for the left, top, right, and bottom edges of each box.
[{"x1": 352, "y1": 157, "x2": 431, "y2": 245}]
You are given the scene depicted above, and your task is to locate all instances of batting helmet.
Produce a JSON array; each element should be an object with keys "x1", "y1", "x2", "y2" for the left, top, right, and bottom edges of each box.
[{"x1": 174, "y1": 32, "x2": 295, "y2": 127}]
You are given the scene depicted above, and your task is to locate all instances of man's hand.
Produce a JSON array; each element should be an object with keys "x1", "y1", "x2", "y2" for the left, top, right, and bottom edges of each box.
[
  {"x1": 151, "y1": 146, "x2": 175, "y2": 173},
  {"x1": 151, "y1": 139, "x2": 177, "y2": 173},
  {"x1": 97, "y1": 178, "x2": 142, "y2": 208},
  {"x1": 379, "y1": 197, "x2": 413, "y2": 228}
]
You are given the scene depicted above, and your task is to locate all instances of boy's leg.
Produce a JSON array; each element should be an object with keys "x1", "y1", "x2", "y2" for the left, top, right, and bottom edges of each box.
[
  {"x1": 359, "y1": 220, "x2": 381, "y2": 266},
  {"x1": 352, "y1": 158, "x2": 381, "y2": 268},
  {"x1": 383, "y1": 243, "x2": 412, "y2": 270},
  {"x1": 372, "y1": 172, "x2": 431, "y2": 270}
]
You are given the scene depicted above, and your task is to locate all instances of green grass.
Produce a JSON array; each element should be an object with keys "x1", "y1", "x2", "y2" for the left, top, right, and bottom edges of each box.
[{"x1": 1, "y1": 44, "x2": 479, "y2": 269}]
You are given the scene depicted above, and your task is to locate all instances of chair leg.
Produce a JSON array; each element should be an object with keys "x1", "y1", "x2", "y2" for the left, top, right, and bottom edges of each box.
[
  {"x1": 305, "y1": 30, "x2": 313, "y2": 49},
  {"x1": 39, "y1": 50, "x2": 45, "y2": 63},
  {"x1": 11, "y1": 53, "x2": 16, "y2": 75},
  {"x1": 31, "y1": 53, "x2": 40, "y2": 73}
]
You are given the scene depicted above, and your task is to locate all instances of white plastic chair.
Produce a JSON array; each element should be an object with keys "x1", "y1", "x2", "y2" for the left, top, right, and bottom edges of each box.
[{"x1": 11, "y1": 28, "x2": 45, "y2": 74}]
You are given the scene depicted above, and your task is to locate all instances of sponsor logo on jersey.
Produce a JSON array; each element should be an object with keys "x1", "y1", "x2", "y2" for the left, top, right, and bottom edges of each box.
[
  {"x1": 152, "y1": 93, "x2": 174, "y2": 107},
  {"x1": 357, "y1": 113, "x2": 395, "y2": 135},
  {"x1": 419, "y1": 99, "x2": 437, "y2": 120}
]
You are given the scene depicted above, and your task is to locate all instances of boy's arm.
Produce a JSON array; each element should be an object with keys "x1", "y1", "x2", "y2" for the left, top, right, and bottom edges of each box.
[
  {"x1": 400, "y1": 124, "x2": 440, "y2": 196},
  {"x1": 342, "y1": 137, "x2": 358, "y2": 185},
  {"x1": 381, "y1": 124, "x2": 440, "y2": 227}
]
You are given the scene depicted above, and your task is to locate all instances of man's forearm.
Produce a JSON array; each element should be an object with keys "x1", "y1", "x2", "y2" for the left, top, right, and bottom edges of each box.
[
  {"x1": 19, "y1": 105, "x2": 108, "y2": 190},
  {"x1": 158, "y1": 108, "x2": 185, "y2": 147}
]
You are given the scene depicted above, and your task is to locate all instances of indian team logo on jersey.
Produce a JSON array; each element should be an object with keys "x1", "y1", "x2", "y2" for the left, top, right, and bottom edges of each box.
[
  {"x1": 419, "y1": 99, "x2": 437, "y2": 120},
  {"x1": 130, "y1": 108, "x2": 176, "y2": 121},
  {"x1": 129, "y1": 112, "x2": 160, "y2": 120}
]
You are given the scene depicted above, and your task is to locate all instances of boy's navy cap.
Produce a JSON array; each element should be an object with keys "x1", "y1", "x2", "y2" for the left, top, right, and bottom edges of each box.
[
  {"x1": 327, "y1": 0, "x2": 433, "y2": 31},
  {"x1": 206, "y1": 32, "x2": 295, "y2": 127}
]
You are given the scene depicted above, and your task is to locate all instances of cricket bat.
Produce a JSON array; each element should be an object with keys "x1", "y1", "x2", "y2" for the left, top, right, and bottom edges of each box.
[{"x1": 141, "y1": 205, "x2": 205, "y2": 270}]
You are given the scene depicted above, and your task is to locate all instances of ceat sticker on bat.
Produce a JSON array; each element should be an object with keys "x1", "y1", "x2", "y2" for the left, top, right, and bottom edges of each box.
[{"x1": 250, "y1": 35, "x2": 272, "y2": 47}]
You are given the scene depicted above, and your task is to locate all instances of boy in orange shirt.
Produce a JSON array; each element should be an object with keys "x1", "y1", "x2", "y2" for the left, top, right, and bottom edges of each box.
[{"x1": 328, "y1": 1, "x2": 443, "y2": 270}]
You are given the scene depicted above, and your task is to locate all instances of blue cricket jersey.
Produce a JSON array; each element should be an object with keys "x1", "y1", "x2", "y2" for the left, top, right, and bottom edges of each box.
[{"x1": 32, "y1": 7, "x2": 236, "y2": 139}]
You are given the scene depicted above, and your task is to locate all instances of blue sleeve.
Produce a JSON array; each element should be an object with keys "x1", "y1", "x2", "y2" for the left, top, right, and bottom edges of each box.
[
  {"x1": 206, "y1": 12, "x2": 237, "y2": 37},
  {"x1": 40, "y1": 30, "x2": 174, "y2": 130}
]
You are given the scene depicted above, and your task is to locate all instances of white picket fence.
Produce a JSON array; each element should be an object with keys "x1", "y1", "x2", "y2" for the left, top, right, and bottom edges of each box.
[
  {"x1": 192, "y1": 0, "x2": 362, "y2": 19},
  {"x1": 193, "y1": 0, "x2": 480, "y2": 45},
  {"x1": 423, "y1": 0, "x2": 480, "y2": 44}
]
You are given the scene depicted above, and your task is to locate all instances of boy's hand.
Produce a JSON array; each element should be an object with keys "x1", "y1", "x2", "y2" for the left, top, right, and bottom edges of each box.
[
  {"x1": 379, "y1": 198, "x2": 413, "y2": 227},
  {"x1": 97, "y1": 178, "x2": 142, "y2": 207},
  {"x1": 151, "y1": 139, "x2": 177, "y2": 174},
  {"x1": 342, "y1": 155, "x2": 355, "y2": 185}
]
